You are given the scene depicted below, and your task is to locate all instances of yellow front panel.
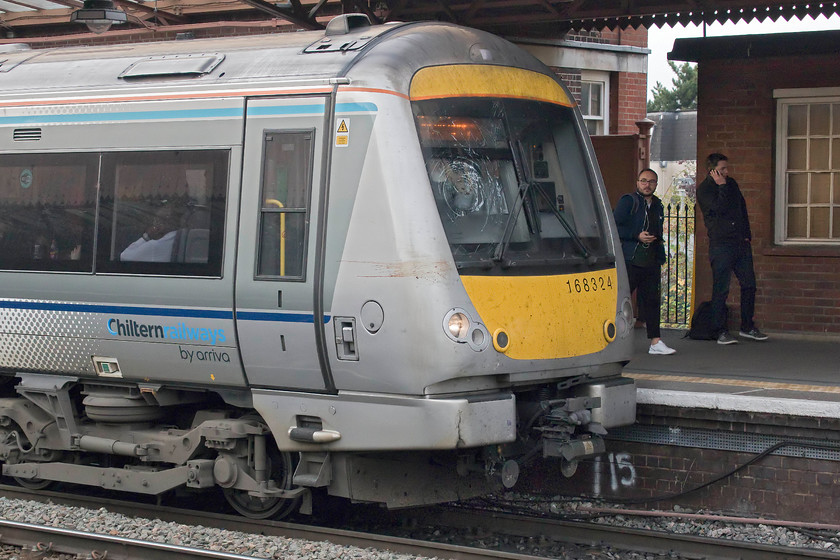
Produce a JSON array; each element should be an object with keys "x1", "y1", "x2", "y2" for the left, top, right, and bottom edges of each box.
[
  {"x1": 461, "y1": 269, "x2": 617, "y2": 360},
  {"x1": 409, "y1": 65, "x2": 573, "y2": 107}
]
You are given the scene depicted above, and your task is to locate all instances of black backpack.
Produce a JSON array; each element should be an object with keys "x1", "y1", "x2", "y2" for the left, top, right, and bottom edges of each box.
[{"x1": 687, "y1": 301, "x2": 727, "y2": 340}]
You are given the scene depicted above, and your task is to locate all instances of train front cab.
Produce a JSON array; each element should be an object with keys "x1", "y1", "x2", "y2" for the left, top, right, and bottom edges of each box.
[{"x1": 409, "y1": 63, "x2": 637, "y2": 473}]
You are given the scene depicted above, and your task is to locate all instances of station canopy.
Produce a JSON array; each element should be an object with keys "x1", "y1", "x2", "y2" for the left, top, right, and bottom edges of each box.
[{"x1": 1, "y1": 0, "x2": 840, "y2": 43}]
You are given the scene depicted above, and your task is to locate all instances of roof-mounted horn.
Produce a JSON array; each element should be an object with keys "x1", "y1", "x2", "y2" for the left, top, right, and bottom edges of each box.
[{"x1": 325, "y1": 14, "x2": 371, "y2": 36}]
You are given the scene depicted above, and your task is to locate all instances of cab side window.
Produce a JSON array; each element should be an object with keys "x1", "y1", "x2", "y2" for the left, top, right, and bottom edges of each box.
[
  {"x1": 96, "y1": 150, "x2": 229, "y2": 276},
  {"x1": 256, "y1": 130, "x2": 313, "y2": 280},
  {"x1": 0, "y1": 153, "x2": 98, "y2": 272}
]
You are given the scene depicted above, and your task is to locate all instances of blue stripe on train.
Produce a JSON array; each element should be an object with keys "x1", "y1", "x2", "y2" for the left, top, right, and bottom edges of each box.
[
  {"x1": 0, "y1": 300, "x2": 329, "y2": 323},
  {"x1": 0, "y1": 102, "x2": 378, "y2": 125}
]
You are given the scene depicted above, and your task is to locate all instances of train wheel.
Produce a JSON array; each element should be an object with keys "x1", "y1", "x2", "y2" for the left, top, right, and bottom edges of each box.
[
  {"x1": 8, "y1": 459, "x2": 55, "y2": 490},
  {"x1": 13, "y1": 476, "x2": 54, "y2": 490},
  {"x1": 222, "y1": 442, "x2": 300, "y2": 519}
]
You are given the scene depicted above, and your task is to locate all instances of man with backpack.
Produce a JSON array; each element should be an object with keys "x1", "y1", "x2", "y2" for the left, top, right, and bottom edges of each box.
[
  {"x1": 696, "y1": 153, "x2": 769, "y2": 345},
  {"x1": 614, "y1": 168, "x2": 676, "y2": 355}
]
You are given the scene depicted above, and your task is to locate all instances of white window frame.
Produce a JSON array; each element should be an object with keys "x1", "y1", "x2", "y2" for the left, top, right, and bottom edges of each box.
[
  {"x1": 580, "y1": 71, "x2": 609, "y2": 136},
  {"x1": 774, "y1": 87, "x2": 840, "y2": 245}
]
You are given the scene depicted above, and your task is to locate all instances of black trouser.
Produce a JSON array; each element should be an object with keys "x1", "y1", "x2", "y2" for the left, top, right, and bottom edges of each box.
[
  {"x1": 710, "y1": 241, "x2": 756, "y2": 335},
  {"x1": 626, "y1": 262, "x2": 661, "y2": 340}
]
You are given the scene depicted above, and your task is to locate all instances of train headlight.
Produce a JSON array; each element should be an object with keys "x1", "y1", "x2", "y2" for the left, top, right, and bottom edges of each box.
[
  {"x1": 443, "y1": 308, "x2": 489, "y2": 351},
  {"x1": 619, "y1": 297, "x2": 634, "y2": 337},
  {"x1": 445, "y1": 311, "x2": 470, "y2": 340}
]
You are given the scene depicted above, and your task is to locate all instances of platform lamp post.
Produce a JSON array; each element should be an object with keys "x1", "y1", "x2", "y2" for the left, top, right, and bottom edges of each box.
[{"x1": 70, "y1": 0, "x2": 127, "y2": 34}]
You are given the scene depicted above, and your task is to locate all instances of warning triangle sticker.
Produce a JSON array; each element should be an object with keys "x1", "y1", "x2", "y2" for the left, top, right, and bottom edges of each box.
[{"x1": 337, "y1": 120, "x2": 349, "y2": 133}]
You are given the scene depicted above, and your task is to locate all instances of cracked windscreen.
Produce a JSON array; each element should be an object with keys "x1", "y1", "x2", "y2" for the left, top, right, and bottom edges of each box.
[{"x1": 413, "y1": 97, "x2": 612, "y2": 274}]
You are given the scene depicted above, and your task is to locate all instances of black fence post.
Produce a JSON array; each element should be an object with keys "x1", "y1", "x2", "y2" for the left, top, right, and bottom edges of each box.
[{"x1": 661, "y1": 201, "x2": 695, "y2": 327}]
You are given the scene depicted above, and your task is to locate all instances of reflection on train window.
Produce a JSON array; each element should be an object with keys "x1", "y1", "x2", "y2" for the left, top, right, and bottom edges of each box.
[
  {"x1": 256, "y1": 130, "x2": 313, "y2": 280},
  {"x1": 427, "y1": 157, "x2": 527, "y2": 245},
  {"x1": 413, "y1": 97, "x2": 611, "y2": 272},
  {"x1": 96, "y1": 150, "x2": 229, "y2": 276},
  {"x1": 0, "y1": 153, "x2": 98, "y2": 272}
]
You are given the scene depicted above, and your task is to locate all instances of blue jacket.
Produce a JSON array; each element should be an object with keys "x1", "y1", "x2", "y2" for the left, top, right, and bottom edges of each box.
[{"x1": 613, "y1": 191, "x2": 666, "y2": 266}]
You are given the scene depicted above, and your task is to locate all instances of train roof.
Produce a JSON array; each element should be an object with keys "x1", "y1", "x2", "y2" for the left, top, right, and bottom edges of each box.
[{"x1": 0, "y1": 16, "x2": 549, "y2": 101}]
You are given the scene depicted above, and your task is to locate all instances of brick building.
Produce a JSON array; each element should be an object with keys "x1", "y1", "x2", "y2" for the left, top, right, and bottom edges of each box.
[
  {"x1": 519, "y1": 26, "x2": 649, "y2": 135},
  {"x1": 671, "y1": 30, "x2": 840, "y2": 337}
]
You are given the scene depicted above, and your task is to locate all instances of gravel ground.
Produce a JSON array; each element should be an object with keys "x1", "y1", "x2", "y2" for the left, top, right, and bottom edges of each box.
[
  {"x1": 490, "y1": 493, "x2": 840, "y2": 554},
  {"x1": 0, "y1": 497, "x2": 441, "y2": 560}
]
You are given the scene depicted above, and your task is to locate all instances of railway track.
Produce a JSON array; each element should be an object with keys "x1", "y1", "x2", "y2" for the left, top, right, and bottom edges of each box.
[{"x1": 0, "y1": 484, "x2": 838, "y2": 560}]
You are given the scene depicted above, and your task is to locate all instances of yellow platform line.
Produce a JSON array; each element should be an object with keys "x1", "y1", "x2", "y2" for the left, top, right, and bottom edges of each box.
[{"x1": 625, "y1": 372, "x2": 840, "y2": 394}]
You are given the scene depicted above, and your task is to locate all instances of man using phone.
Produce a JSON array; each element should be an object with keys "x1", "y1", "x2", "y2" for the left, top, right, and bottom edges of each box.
[
  {"x1": 614, "y1": 168, "x2": 675, "y2": 355},
  {"x1": 696, "y1": 153, "x2": 768, "y2": 345}
]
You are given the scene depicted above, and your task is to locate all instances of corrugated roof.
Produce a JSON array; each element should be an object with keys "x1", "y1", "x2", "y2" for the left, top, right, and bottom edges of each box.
[
  {"x1": 648, "y1": 110, "x2": 697, "y2": 162},
  {"x1": 2, "y1": 0, "x2": 840, "y2": 43}
]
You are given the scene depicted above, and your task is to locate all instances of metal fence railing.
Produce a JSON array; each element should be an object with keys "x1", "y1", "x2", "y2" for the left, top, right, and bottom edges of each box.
[{"x1": 660, "y1": 201, "x2": 695, "y2": 327}]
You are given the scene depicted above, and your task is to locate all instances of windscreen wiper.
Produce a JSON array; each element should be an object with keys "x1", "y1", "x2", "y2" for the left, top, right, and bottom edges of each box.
[
  {"x1": 529, "y1": 180, "x2": 591, "y2": 259},
  {"x1": 494, "y1": 140, "x2": 591, "y2": 263},
  {"x1": 492, "y1": 141, "x2": 531, "y2": 264}
]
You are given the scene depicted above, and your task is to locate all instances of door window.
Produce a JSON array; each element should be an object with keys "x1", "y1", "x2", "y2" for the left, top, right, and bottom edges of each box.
[{"x1": 256, "y1": 130, "x2": 314, "y2": 280}]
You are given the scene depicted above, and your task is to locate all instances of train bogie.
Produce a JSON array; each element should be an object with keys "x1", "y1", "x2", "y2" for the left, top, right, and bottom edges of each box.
[{"x1": 0, "y1": 15, "x2": 636, "y2": 518}]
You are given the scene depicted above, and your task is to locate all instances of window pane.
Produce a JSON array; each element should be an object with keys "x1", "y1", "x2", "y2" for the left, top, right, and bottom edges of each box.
[
  {"x1": 833, "y1": 207, "x2": 840, "y2": 239},
  {"x1": 98, "y1": 150, "x2": 228, "y2": 275},
  {"x1": 261, "y1": 132, "x2": 312, "y2": 210},
  {"x1": 811, "y1": 173, "x2": 831, "y2": 203},
  {"x1": 810, "y1": 138, "x2": 830, "y2": 169},
  {"x1": 782, "y1": 99, "x2": 840, "y2": 244},
  {"x1": 257, "y1": 131, "x2": 313, "y2": 279},
  {"x1": 834, "y1": 173, "x2": 840, "y2": 203},
  {"x1": 258, "y1": 212, "x2": 305, "y2": 277},
  {"x1": 788, "y1": 207, "x2": 807, "y2": 237},
  {"x1": 788, "y1": 173, "x2": 808, "y2": 204},
  {"x1": 0, "y1": 153, "x2": 98, "y2": 272},
  {"x1": 833, "y1": 104, "x2": 840, "y2": 136},
  {"x1": 810, "y1": 104, "x2": 831, "y2": 136},
  {"x1": 588, "y1": 83, "x2": 602, "y2": 116},
  {"x1": 833, "y1": 138, "x2": 840, "y2": 170},
  {"x1": 788, "y1": 105, "x2": 808, "y2": 136},
  {"x1": 580, "y1": 83, "x2": 591, "y2": 115},
  {"x1": 788, "y1": 139, "x2": 807, "y2": 169},
  {"x1": 811, "y1": 207, "x2": 830, "y2": 238},
  {"x1": 580, "y1": 82, "x2": 602, "y2": 118}
]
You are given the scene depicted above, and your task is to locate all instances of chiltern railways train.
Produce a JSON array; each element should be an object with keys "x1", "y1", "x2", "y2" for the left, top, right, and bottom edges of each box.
[{"x1": 0, "y1": 15, "x2": 636, "y2": 518}]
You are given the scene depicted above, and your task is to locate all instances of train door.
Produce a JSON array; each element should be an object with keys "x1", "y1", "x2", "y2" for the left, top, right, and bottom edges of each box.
[{"x1": 235, "y1": 96, "x2": 329, "y2": 390}]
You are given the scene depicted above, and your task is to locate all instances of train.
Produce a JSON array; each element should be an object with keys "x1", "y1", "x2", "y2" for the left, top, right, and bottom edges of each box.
[{"x1": 0, "y1": 14, "x2": 636, "y2": 518}]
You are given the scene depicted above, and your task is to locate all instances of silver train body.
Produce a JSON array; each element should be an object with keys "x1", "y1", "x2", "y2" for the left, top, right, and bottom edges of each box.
[{"x1": 0, "y1": 16, "x2": 636, "y2": 517}]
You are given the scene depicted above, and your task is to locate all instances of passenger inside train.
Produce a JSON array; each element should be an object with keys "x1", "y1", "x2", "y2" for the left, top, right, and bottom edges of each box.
[{"x1": 120, "y1": 202, "x2": 180, "y2": 262}]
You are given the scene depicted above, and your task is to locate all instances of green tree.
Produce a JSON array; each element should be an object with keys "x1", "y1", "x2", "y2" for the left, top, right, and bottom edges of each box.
[{"x1": 647, "y1": 61, "x2": 697, "y2": 112}]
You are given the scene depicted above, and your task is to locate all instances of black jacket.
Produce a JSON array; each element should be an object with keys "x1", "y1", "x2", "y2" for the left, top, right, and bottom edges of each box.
[
  {"x1": 696, "y1": 174, "x2": 751, "y2": 246},
  {"x1": 613, "y1": 191, "x2": 666, "y2": 266}
]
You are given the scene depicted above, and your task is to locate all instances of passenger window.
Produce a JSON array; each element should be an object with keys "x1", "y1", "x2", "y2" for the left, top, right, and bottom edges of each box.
[
  {"x1": 0, "y1": 153, "x2": 98, "y2": 272},
  {"x1": 256, "y1": 131, "x2": 313, "y2": 279},
  {"x1": 96, "y1": 150, "x2": 229, "y2": 276}
]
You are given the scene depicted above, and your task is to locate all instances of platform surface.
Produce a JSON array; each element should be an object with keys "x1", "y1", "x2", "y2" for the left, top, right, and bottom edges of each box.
[{"x1": 622, "y1": 328, "x2": 840, "y2": 417}]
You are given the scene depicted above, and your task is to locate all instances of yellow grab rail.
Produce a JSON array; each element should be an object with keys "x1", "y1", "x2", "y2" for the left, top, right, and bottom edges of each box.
[{"x1": 264, "y1": 199, "x2": 285, "y2": 276}]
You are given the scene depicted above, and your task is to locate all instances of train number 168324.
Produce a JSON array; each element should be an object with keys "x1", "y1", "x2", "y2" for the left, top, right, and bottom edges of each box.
[{"x1": 565, "y1": 274, "x2": 613, "y2": 294}]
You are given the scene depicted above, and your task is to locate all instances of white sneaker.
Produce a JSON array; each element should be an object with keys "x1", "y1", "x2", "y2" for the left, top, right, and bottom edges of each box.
[{"x1": 649, "y1": 340, "x2": 676, "y2": 355}]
